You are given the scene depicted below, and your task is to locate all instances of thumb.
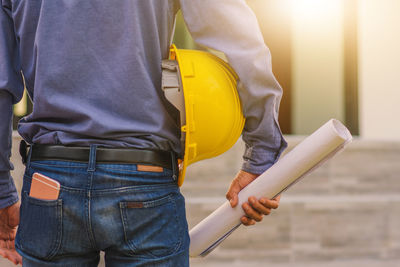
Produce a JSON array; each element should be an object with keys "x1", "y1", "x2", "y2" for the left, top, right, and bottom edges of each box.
[
  {"x1": 226, "y1": 180, "x2": 240, "y2": 208},
  {"x1": 228, "y1": 194, "x2": 238, "y2": 208},
  {"x1": 226, "y1": 170, "x2": 259, "y2": 208}
]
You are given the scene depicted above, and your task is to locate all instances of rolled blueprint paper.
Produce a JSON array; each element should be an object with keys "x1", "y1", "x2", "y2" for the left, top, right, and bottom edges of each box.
[{"x1": 189, "y1": 119, "x2": 352, "y2": 257}]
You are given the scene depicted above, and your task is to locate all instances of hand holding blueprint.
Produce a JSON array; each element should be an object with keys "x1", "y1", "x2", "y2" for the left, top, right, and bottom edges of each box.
[{"x1": 189, "y1": 119, "x2": 353, "y2": 257}]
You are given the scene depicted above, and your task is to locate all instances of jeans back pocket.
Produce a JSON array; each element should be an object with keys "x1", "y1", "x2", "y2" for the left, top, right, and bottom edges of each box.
[
  {"x1": 119, "y1": 193, "x2": 183, "y2": 257},
  {"x1": 16, "y1": 191, "x2": 63, "y2": 260}
]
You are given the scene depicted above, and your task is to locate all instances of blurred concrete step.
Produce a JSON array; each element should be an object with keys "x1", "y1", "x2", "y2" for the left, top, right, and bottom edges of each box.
[
  {"x1": 180, "y1": 137, "x2": 400, "y2": 264},
  {"x1": 181, "y1": 137, "x2": 400, "y2": 197}
]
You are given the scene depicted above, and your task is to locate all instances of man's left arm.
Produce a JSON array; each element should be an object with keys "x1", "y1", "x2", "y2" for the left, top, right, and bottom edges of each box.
[{"x1": 179, "y1": 0, "x2": 287, "y2": 225}]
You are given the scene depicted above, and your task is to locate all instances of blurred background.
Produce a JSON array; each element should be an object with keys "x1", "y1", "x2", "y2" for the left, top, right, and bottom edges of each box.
[{"x1": 6, "y1": 0, "x2": 400, "y2": 266}]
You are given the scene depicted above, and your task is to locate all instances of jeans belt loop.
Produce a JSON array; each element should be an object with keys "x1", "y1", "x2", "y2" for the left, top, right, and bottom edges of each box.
[{"x1": 88, "y1": 145, "x2": 98, "y2": 172}]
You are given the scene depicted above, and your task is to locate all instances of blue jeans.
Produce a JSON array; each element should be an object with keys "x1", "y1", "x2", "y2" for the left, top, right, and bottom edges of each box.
[{"x1": 15, "y1": 148, "x2": 190, "y2": 266}]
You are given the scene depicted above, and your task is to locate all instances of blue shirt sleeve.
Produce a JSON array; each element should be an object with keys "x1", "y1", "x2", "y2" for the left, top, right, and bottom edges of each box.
[
  {"x1": 180, "y1": 0, "x2": 287, "y2": 174},
  {"x1": 0, "y1": 1, "x2": 24, "y2": 209}
]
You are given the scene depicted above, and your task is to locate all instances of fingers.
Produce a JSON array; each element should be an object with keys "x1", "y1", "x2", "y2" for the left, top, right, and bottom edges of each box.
[
  {"x1": 241, "y1": 216, "x2": 256, "y2": 226},
  {"x1": 226, "y1": 171, "x2": 281, "y2": 226},
  {"x1": 240, "y1": 196, "x2": 281, "y2": 226},
  {"x1": 14, "y1": 251, "x2": 23, "y2": 265},
  {"x1": 226, "y1": 171, "x2": 259, "y2": 208},
  {"x1": 0, "y1": 203, "x2": 22, "y2": 265},
  {"x1": 274, "y1": 195, "x2": 281, "y2": 202},
  {"x1": 259, "y1": 197, "x2": 280, "y2": 210},
  {"x1": 249, "y1": 197, "x2": 274, "y2": 215},
  {"x1": 0, "y1": 245, "x2": 22, "y2": 265},
  {"x1": 242, "y1": 202, "x2": 264, "y2": 222}
]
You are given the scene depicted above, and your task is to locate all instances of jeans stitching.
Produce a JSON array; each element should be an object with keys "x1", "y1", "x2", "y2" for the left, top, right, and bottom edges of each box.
[
  {"x1": 119, "y1": 202, "x2": 140, "y2": 254},
  {"x1": 120, "y1": 194, "x2": 172, "y2": 209},
  {"x1": 90, "y1": 184, "x2": 177, "y2": 196},
  {"x1": 23, "y1": 174, "x2": 86, "y2": 194},
  {"x1": 85, "y1": 188, "x2": 97, "y2": 250},
  {"x1": 119, "y1": 193, "x2": 182, "y2": 258},
  {"x1": 24, "y1": 173, "x2": 177, "y2": 194},
  {"x1": 19, "y1": 192, "x2": 63, "y2": 261},
  {"x1": 46, "y1": 201, "x2": 63, "y2": 260},
  {"x1": 96, "y1": 167, "x2": 172, "y2": 174},
  {"x1": 171, "y1": 194, "x2": 183, "y2": 254},
  {"x1": 30, "y1": 162, "x2": 86, "y2": 168},
  {"x1": 147, "y1": 194, "x2": 181, "y2": 257}
]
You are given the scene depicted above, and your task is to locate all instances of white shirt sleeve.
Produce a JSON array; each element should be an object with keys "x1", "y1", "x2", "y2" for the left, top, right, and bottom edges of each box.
[{"x1": 179, "y1": 0, "x2": 287, "y2": 174}]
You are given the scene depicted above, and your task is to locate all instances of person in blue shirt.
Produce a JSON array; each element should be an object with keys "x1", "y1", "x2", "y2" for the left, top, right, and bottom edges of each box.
[{"x1": 0, "y1": 0, "x2": 286, "y2": 265}]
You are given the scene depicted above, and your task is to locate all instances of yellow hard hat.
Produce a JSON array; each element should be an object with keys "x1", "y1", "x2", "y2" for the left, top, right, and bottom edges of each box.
[{"x1": 162, "y1": 45, "x2": 245, "y2": 186}]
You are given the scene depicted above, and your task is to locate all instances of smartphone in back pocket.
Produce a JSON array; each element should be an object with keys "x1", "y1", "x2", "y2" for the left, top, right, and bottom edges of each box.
[{"x1": 30, "y1": 173, "x2": 60, "y2": 200}]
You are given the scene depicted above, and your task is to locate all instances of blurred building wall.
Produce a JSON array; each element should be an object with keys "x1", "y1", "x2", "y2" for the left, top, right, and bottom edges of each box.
[
  {"x1": 291, "y1": 0, "x2": 345, "y2": 134},
  {"x1": 358, "y1": 0, "x2": 400, "y2": 140},
  {"x1": 247, "y1": 0, "x2": 400, "y2": 139}
]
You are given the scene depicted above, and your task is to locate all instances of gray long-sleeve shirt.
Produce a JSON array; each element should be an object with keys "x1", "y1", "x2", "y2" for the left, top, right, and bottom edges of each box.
[{"x1": 0, "y1": 0, "x2": 287, "y2": 209}]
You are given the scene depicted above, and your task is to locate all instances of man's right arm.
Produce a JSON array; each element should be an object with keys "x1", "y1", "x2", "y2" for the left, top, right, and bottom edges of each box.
[
  {"x1": 0, "y1": 1, "x2": 24, "y2": 264},
  {"x1": 0, "y1": 0, "x2": 24, "y2": 209}
]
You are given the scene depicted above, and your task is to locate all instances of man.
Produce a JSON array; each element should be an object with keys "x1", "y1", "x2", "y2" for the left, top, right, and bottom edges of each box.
[{"x1": 0, "y1": 0, "x2": 287, "y2": 266}]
